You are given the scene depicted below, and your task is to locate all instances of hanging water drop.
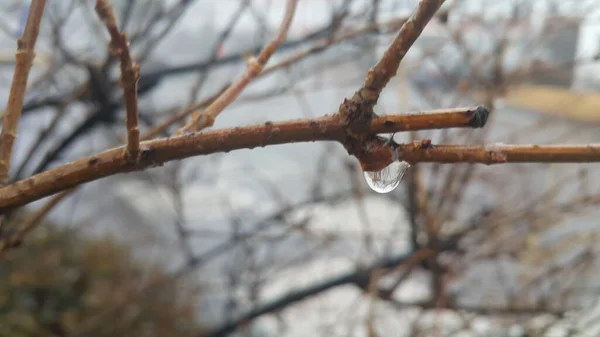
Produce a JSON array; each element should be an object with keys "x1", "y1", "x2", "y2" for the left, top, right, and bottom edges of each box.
[{"x1": 363, "y1": 161, "x2": 411, "y2": 194}]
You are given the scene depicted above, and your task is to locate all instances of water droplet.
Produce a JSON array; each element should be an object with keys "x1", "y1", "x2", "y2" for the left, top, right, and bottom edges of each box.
[{"x1": 363, "y1": 161, "x2": 411, "y2": 194}]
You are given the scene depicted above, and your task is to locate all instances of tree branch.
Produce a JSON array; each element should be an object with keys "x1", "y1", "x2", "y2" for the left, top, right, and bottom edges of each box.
[
  {"x1": 0, "y1": 107, "x2": 490, "y2": 212},
  {"x1": 338, "y1": 0, "x2": 445, "y2": 170},
  {"x1": 0, "y1": 11, "x2": 432, "y2": 249},
  {"x1": 340, "y1": 0, "x2": 445, "y2": 136},
  {"x1": 95, "y1": 0, "x2": 140, "y2": 157},
  {"x1": 0, "y1": 0, "x2": 47, "y2": 185},
  {"x1": 397, "y1": 141, "x2": 600, "y2": 165},
  {"x1": 358, "y1": 0, "x2": 445, "y2": 103},
  {"x1": 178, "y1": 0, "x2": 299, "y2": 134},
  {"x1": 1, "y1": 106, "x2": 599, "y2": 213},
  {"x1": 386, "y1": 299, "x2": 571, "y2": 318}
]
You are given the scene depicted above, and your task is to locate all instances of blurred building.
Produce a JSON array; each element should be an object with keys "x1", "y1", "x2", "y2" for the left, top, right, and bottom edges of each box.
[
  {"x1": 408, "y1": 14, "x2": 586, "y2": 91},
  {"x1": 526, "y1": 15, "x2": 582, "y2": 88}
]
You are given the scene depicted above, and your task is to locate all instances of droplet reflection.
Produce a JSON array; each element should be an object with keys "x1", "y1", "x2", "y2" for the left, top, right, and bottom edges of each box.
[{"x1": 363, "y1": 161, "x2": 411, "y2": 194}]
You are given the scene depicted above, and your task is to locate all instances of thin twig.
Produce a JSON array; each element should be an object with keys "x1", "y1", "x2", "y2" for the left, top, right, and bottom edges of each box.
[
  {"x1": 95, "y1": 0, "x2": 140, "y2": 157},
  {"x1": 177, "y1": 0, "x2": 298, "y2": 134},
  {"x1": 360, "y1": 0, "x2": 445, "y2": 101},
  {"x1": 385, "y1": 298, "x2": 571, "y2": 317},
  {"x1": 0, "y1": 0, "x2": 47, "y2": 185}
]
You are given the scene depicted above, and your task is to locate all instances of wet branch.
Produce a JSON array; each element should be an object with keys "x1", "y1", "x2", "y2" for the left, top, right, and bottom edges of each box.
[
  {"x1": 1, "y1": 105, "x2": 600, "y2": 213},
  {"x1": 0, "y1": 106, "x2": 490, "y2": 212},
  {"x1": 338, "y1": 0, "x2": 445, "y2": 168}
]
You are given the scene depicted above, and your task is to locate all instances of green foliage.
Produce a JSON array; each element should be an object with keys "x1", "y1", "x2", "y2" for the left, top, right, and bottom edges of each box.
[{"x1": 0, "y1": 216, "x2": 204, "y2": 337}]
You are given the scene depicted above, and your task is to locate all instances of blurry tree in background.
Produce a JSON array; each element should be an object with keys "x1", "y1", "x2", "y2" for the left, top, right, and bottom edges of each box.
[
  {"x1": 1, "y1": 0, "x2": 600, "y2": 337},
  {"x1": 0, "y1": 212, "x2": 203, "y2": 337}
]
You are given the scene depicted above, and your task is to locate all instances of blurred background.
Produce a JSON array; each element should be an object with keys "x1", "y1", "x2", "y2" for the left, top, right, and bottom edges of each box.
[{"x1": 1, "y1": 0, "x2": 600, "y2": 336}]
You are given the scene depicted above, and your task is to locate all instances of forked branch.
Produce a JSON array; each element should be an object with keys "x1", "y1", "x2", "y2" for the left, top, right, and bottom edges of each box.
[
  {"x1": 340, "y1": 0, "x2": 445, "y2": 135},
  {"x1": 338, "y1": 0, "x2": 445, "y2": 166}
]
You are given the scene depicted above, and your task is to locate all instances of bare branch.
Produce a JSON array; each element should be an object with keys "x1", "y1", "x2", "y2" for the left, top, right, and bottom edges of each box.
[
  {"x1": 397, "y1": 141, "x2": 600, "y2": 165},
  {"x1": 0, "y1": 106, "x2": 490, "y2": 212},
  {"x1": 2, "y1": 139, "x2": 598, "y2": 214},
  {"x1": 1, "y1": 107, "x2": 599, "y2": 213},
  {"x1": 338, "y1": 0, "x2": 445, "y2": 171},
  {"x1": 95, "y1": 0, "x2": 141, "y2": 158},
  {"x1": 0, "y1": 0, "x2": 47, "y2": 185},
  {"x1": 340, "y1": 0, "x2": 445, "y2": 135},
  {"x1": 360, "y1": 0, "x2": 444, "y2": 102},
  {"x1": 177, "y1": 0, "x2": 299, "y2": 134}
]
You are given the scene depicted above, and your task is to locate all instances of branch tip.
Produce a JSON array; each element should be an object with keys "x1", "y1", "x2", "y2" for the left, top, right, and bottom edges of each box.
[{"x1": 467, "y1": 105, "x2": 491, "y2": 128}]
